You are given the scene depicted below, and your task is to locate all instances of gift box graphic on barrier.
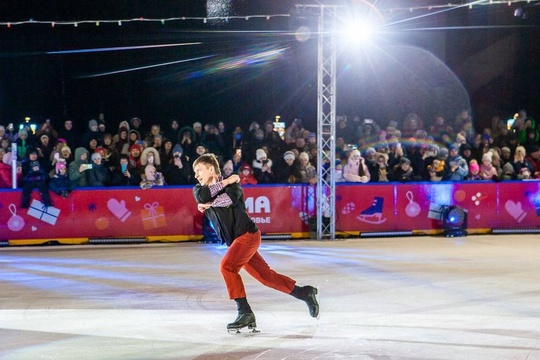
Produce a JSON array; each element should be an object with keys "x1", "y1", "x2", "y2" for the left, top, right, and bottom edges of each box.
[
  {"x1": 27, "y1": 199, "x2": 60, "y2": 225},
  {"x1": 427, "y1": 202, "x2": 444, "y2": 221},
  {"x1": 141, "y1": 202, "x2": 167, "y2": 230}
]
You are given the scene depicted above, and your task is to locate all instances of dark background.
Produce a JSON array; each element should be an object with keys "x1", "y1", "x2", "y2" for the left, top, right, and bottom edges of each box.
[{"x1": 0, "y1": 0, "x2": 539, "y2": 133}]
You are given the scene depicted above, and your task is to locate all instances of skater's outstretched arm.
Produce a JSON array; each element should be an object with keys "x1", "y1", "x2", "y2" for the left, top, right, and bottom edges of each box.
[
  {"x1": 194, "y1": 175, "x2": 241, "y2": 205},
  {"x1": 193, "y1": 175, "x2": 236, "y2": 202}
]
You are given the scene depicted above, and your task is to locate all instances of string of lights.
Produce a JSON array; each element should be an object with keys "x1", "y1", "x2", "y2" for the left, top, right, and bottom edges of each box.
[
  {"x1": 381, "y1": 0, "x2": 540, "y2": 12},
  {"x1": 0, "y1": 0, "x2": 537, "y2": 28},
  {"x1": 0, "y1": 14, "x2": 291, "y2": 28}
]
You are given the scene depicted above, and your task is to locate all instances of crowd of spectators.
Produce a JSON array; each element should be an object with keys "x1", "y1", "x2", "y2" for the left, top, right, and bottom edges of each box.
[{"x1": 1, "y1": 108, "x2": 540, "y2": 205}]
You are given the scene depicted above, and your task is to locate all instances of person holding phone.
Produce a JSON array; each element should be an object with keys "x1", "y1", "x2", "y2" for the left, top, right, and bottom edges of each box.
[
  {"x1": 109, "y1": 154, "x2": 140, "y2": 186},
  {"x1": 192, "y1": 153, "x2": 319, "y2": 333},
  {"x1": 68, "y1": 147, "x2": 91, "y2": 187}
]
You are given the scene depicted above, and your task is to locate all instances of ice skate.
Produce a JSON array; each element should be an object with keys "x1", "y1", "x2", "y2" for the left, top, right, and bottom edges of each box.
[
  {"x1": 290, "y1": 285, "x2": 320, "y2": 319},
  {"x1": 357, "y1": 197, "x2": 387, "y2": 224},
  {"x1": 227, "y1": 313, "x2": 260, "y2": 334}
]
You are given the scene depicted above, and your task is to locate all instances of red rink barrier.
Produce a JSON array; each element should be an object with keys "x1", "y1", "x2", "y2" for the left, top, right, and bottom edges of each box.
[{"x1": 1, "y1": 181, "x2": 539, "y2": 242}]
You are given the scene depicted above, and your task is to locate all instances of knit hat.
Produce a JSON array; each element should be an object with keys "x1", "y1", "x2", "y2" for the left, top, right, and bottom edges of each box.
[
  {"x1": 460, "y1": 143, "x2": 472, "y2": 152},
  {"x1": 438, "y1": 147, "x2": 449, "y2": 159},
  {"x1": 129, "y1": 144, "x2": 142, "y2": 153},
  {"x1": 55, "y1": 160, "x2": 67, "y2": 173},
  {"x1": 61, "y1": 146, "x2": 72, "y2": 155},
  {"x1": 256, "y1": 149, "x2": 267, "y2": 161},
  {"x1": 88, "y1": 119, "x2": 98, "y2": 129},
  {"x1": 501, "y1": 147, "x2": 511, "y2": 154},
  {"x1": 91, "y1": 153, "x2": 102, "y2": 161},
  {"x1": 502, "y1": 162, "x2": 514, "y2": 174},
  {"x1": 365, "y1": 147, "x2": 376, "y2": 155},
  {"x1": 350, "y1": 149, "x2": 361, "y2": 158},
  {"x1": 240, "y1": 164, "x2": 252, "y2": 172},
  {"x1": 172, "y1": 144, "x2": 184, "y2": 155},
  {"x1": 27, "y1": 147, "x2": 38, "y2": 155},
  {"x1": 299, "y1": 152, "x2": 309, "y2": 161},
  {"x1": 18, "y1": 129, "x2": 28, "y2": 137},
  {"x1": 469, "y1": 162, "x2": 479, "y2": 172},
  {"x1": 399, "y1": 157, "x2": 411, "y2": 165},
  {"x1": 283, "y1": 151, "x2": 295, "y2": 161},
  {"x1": 481, "y1": 152, "x2": 492, "y2": 162}
]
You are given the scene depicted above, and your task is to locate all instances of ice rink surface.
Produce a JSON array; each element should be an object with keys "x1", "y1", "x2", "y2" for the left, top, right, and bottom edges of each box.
[{"x1": 1, "y1": 235, "x2": 540, "y2": 360}]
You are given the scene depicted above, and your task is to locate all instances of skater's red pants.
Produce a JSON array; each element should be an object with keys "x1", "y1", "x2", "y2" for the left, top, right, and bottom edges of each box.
[{"x1": 220, "y1": 230, "x2": 296, "y2": 299}]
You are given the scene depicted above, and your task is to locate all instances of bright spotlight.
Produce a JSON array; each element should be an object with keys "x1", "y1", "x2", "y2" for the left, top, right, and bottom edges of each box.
[{"x1": 343, "y1": 21, "x2": 377, "y2": 45}]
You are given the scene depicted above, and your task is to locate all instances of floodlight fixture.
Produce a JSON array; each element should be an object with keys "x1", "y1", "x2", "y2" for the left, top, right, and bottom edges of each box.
[{"x1": 443, "y1": 206, "x2": 468, "y2": 237}]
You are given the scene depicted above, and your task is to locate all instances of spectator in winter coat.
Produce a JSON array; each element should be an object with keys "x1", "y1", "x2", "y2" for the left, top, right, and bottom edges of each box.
[
  {"x1": 390, "y1": 157, "x2": 416, "y2": 182},
  {"x1": 163, "y1": 144, "x2": 189, "y2": 185},
  {"x1": 252, "y1": 149, "x2": 276, "y2": 184},
  {"x1": 298, "y1": 152, "x2": 317, "y2": 185},
  {"x1": 444, "y1": 156, "x2": 468, "y2": 181},
  {"x1": 467, "y1": 160, "x2": 481, "y2": 180},
  {"x1": 86, "y1": 152, "x2": 109, "y2": 187},
  {"x1": 21, "y1": 148, "x2": 53, "y2": 208},
  {"x1": 239, "y1": 163, "x2": 257, "y2": 185},
  {"x1": 276, "y1": 151, "x2": 303, "y2": 184},
  {"x1": 80, "y1": 119, "x2": 101, "y2": 153},
  {"x1": 343, "y1": 150, "x2": 370, "y2": 183},
  {"x1": 109, "y1": 154, "x2": 141, "y2": 186},
  {"x1": 140, "y1": 164, "x2": 165, "y2": 189},
  {"x1": 69, "y1": 147, "x2": 91, "y2": 188},
  {"x1": 480, "y1": 152, "x2": 498, "y2": 181},
  {"x1": 49, "y1": 161, "x2": 75, "y2": 198}
]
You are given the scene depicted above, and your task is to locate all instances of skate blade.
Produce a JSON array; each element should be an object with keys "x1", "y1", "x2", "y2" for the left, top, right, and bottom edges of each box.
[
  {"x1": 356, "y1": 215, "x2": 387, "y2": 224},
  {"x1": 227, "y1": 325, "x2": 260, "y2": 335}
]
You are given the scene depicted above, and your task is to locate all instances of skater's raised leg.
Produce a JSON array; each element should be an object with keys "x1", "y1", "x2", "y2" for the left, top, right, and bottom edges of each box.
[{"x1": 290, "y1": 285, "x2": 320, "y2": 318}]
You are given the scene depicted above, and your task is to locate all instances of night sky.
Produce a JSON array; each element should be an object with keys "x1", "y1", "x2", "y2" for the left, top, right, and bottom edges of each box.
[{"x1": 0, "y1": 0, "x2": 539, "y2": 133}]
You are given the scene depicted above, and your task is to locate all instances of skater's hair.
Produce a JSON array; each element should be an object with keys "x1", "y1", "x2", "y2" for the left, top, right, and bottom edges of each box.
[{"x1": 193, "y1": 153, "x2": 221, "y2": 175}]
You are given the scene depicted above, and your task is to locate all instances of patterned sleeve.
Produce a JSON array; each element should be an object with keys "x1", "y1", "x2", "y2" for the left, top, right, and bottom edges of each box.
[
  {"x1": 212, "y1": 193, "x2": 233, "y2": 207},
  {"x1": 208, "y1": 181, "x2": 224, "y2": 197},
  {"x1": 208, "y1": 180, "x2": 233, "y2": 207}
]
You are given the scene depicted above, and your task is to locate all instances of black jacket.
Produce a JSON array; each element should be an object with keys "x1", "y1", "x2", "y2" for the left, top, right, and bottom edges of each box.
[{"x1": 193, "y1": 182, "x2": 258, "y2": 246}]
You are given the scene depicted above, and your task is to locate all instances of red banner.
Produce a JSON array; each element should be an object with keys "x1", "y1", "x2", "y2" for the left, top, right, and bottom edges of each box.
[{"x1": 1, "y1": 181, "x2": 540, "y2": 241}]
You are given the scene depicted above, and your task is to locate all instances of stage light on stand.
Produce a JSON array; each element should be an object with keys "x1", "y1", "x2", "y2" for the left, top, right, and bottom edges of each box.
[{"x1": 443, "y1": 206, "x2": 467, "y2": 237}]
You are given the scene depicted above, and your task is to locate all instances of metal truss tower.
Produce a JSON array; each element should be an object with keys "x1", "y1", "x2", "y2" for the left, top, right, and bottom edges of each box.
[
  {"x1": 315, "y1": 5, "x2": 337, "y2": 240},
  {"x1": 294, "y1": 4, "x2": 337, "y2": 240}
]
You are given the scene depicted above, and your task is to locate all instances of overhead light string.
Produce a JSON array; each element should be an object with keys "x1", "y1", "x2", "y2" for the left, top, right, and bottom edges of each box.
[
  {"x1": 1, "y1": 1, "x2": 537, "y2": 28},
  {"x1": 0, "y1": 14, "x2": 290, "y2": 28}
]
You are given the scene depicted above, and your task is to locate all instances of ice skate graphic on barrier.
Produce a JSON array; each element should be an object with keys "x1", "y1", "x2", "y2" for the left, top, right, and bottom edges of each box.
[{"x1": 357, "y1": 197, "x2": 387, "y2": 224}]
